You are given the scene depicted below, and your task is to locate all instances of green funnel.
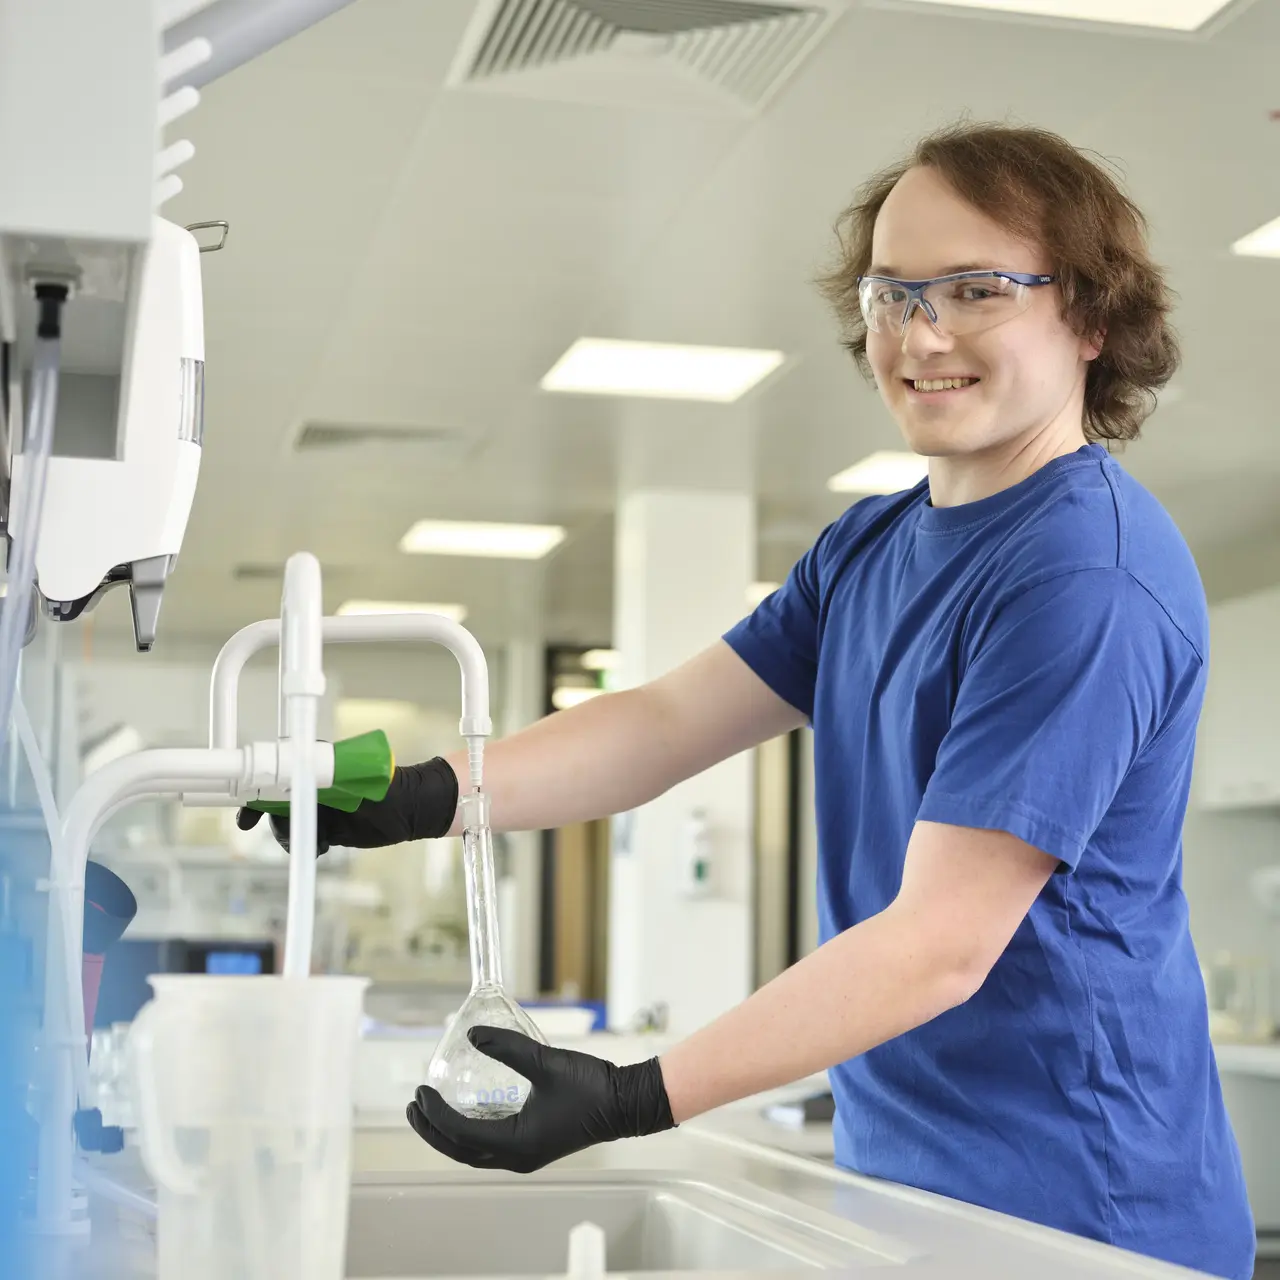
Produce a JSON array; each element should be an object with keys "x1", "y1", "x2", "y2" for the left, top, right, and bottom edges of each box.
[{"x1": 248, "y1": 729, "x2": 394, "y2": 818}]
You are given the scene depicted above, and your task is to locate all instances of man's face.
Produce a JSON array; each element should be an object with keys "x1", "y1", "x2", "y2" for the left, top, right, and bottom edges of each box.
[{"x1": 865, "y1": 165, "x2": 1098, "y2": 460}]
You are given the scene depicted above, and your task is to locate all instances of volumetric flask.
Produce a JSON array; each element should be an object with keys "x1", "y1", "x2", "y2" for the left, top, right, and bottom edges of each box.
[{"x1": 426, "y1": 790, "x2": 546, "y2": 1118}]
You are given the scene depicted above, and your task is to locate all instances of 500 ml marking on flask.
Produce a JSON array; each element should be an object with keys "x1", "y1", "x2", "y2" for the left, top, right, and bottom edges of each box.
[{"x1": 460, "y1": 1086, "x2": 523, "y2": 1107}]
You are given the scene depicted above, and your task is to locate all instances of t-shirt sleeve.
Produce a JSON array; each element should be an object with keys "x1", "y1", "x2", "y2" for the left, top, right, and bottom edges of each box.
[
  {"x1": 917, "y1": 568, "x2": 1201, "y2": 870},
  {"x1": 722, "y1": 529, "x2": 828, "y2": 720}
]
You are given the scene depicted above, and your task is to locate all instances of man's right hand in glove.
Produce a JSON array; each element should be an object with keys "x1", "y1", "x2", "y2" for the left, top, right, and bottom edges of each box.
[{"x1": 235, "y1": 757, "x2": 459, "y2": 855}]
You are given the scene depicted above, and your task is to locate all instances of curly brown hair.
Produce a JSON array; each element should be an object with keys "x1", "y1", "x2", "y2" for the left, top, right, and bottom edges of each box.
[{"x1": 816, "y1": 122, "x2": 1180, "y2": 444}]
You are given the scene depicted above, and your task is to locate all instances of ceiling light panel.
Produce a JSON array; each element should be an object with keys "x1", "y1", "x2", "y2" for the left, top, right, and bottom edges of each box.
[
  {"x1": 337, "y1": 600, "x2": 468, "y2": 623},
  {"x1": 552, "y1": 686, "x2": 606, "y2": 711},
  {"x1": 541, "y1": 338, "x2": 785, "y2": 403},
  {"x1": 828, "y1": 451, "x2": 929, "y2": 495},
  {"x1": 746, "y1": 581, "x2": 782, "y2": 608},
  {"x1": 399, "y1": 520, "x2": 566, "y2": 560},
  {"x1": 883, "y1": 0, "x2": 1236, "y2": 32},
  {"x1": 1231, "y1": 216, "x2": 1280, "y2": 259}
]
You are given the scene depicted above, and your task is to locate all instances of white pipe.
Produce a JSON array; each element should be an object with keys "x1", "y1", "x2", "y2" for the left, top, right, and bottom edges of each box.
[
  {"x1": 158, "y1": 84, "x2": 201, "y2": 129},
  {"x1": 73, "y1": 1157, "x2": 157, "y2": 1220},
  {"x1": 53, "y1": 751, "x2": 249, "y2": 1041},
  {"x1": 279, "y1": 553, "x2": 323, "y2": 978},
  {"x1": 155, "y1": 138, "x2": 195, "y2": 179},
  {"x1": 208, "y1": 613, "x2": 493, "y2": 752},
  {"x1": 13, "y1": 689, "x2": 60, "y2": 847},
  {"x1": 36, "y1": 749, "x2": 248, "y2": 1233},
  {"x1": 0, "y1": 329, "x2": 61, "y2": 737},
  {"x1": 153, "y1": 174, "x2": 184, "y2": 209},
  {"x1": 162, "y1": 0, "x2": 360, "y2": 90},
  {"x1": 184, "y1": 739, "x2": 335, "y2": 808},
  {"x1": 158, "y1": 36, "x2": 212, "y2": 87},
  {"x1": 159, "y1": 0, "x2": 218, "y2": 32},
  {"x1": 208, "y1": 618, "x2": 277, "y2": 761}
]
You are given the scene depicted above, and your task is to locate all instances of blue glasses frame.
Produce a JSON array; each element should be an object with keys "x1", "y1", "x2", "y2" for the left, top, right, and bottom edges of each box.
[{"x1": 857, "y1": 270, "x2": 1057, "y2": 335}]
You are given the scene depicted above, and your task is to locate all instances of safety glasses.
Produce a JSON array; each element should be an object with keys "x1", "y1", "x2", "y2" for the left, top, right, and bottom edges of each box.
[{"x1": 857, "y1": 270, "x2": 1056, "y2": 338}]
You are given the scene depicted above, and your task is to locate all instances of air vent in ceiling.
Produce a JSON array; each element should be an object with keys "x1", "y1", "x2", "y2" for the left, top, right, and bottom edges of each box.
[
  {"x1": 231, "y1": 562, "x2": 356, "y2": 583},
  {"x1": 232, "y1": 563, "x2": 285, "y2": 582},
  {"x1": 447, "y1": 0, "x2": 846, "y2": 113},
  {"x1": 294, "y1": 421, "x2": 463, "y2": 451}
]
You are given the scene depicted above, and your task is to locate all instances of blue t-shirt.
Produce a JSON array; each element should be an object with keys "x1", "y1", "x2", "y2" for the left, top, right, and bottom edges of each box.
[{"x1": 724, "y1": 444, "x2": 1254, "y2": 1279}]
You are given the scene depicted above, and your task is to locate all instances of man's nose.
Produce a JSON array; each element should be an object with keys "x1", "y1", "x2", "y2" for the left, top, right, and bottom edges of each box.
[{"x1": 899, "y1": 303, "x2": 954, "y2": 359}]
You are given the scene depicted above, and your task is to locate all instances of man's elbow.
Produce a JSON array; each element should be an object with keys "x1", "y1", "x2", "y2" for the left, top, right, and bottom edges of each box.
[
  {"x1": 936, "y1": 953, "x2": 991, "y2": 1010},
  {"x1": 914, "y1": 926, "x2": 999, "y2": 1013}
]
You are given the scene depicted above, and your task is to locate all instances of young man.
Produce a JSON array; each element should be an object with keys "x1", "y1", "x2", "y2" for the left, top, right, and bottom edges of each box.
[{"x1": 241, "y1": 124, "x2": 1254, "y2": 1278}]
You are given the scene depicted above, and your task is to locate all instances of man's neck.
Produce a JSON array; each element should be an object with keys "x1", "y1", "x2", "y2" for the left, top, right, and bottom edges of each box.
[{"x1": 927, "y1": 426, "x2": 1089, "y2": 509}]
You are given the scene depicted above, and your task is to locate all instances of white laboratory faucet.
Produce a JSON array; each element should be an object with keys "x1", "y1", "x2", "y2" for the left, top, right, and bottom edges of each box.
[{"x1": 35, "y1": 554, "x2": 494, "y2": 1235}]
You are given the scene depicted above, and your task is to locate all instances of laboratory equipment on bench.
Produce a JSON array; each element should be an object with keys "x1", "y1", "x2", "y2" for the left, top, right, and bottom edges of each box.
[
  {"x1": 190, "y1": 609, "x2": 550, "y2": 1115},
  {"x1": 37, "y1": 554, "x2": 515, "y2": 1262},
  {"x1": 0, "y1": 0, "x2": 214, "y2": 660},
  {"x1": 217, "y1": 616, "x2": 546, "y2": 1118},
  {"x1": 36, "y1": 553, "x2": 329, "y2": 1237},
  {"x1": 18, "y1": 216, "x2": 208, "y2": 652},
  {"x1": 130, "y1": 973, "x2": 368, "y2": 1280},
  {"x1": 426, "y1": 789, "x2": 547, "y2": 1118}
]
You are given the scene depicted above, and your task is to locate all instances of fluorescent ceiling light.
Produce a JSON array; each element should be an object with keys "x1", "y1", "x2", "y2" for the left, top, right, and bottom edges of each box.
[
  {"x1": 552, "y1": 685, "x2": 605, "y2": 711},
  {"x1": 828, "y1": 451, "x2": 929, "y2": 495},
  {"x1": 580, "y1": 648, "x2": 621, "y2": 672},
  {"x1": 399, "y1": 520, "x2": 566, "y2": 560},
  {"x1": 337, "y1": 698, "x2": 421, "y2": 721},
  {"x1": 337, "y1": 600, "x2": 468, "y2": 623},
  {"x1": 746, "y1": 581, "x2": 781, "y2": 608},
  {"x1": 895, "y1": 0, "x2": 1236, "y2": 31},
  {"x1": 541, "y1": 338, "x2": 785, "y2": 403},
  {"x1": 1231, "y1": 216, "x2": 1280, "y2": 259}
]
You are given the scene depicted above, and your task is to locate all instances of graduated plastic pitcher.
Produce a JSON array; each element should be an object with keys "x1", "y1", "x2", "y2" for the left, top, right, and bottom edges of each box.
[{"x1": 128, "y1": 974, "x2": 368, "y2": 1280}]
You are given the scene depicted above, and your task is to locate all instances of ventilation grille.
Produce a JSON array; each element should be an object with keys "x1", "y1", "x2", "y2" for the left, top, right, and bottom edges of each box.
[
  {"x1": 231, "y1": 563, "x2": 287, "y2": 582},
  {"x1": 294, "y1": 421, "x2": 463, "y2": 451},
  {"x1": 231, "y1": 562, "x2": 355, "y2": 583},
  {"x1": 450, "y1": 0, "x2": 844, "y2": 112}
]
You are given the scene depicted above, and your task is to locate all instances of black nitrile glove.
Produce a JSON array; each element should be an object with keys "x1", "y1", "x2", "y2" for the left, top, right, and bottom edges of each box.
[
  {"x1": 406, "y1": 1027, "x2": 676, "y2": 1174},
  {"x1": 235, "y1": 756, "x2": 459, "y2": 855}
]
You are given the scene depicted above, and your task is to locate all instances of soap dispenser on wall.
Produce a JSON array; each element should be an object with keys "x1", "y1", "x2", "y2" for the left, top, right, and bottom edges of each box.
[{"x1": 679, "y1": 807, "x2": 714, "y2": 899}]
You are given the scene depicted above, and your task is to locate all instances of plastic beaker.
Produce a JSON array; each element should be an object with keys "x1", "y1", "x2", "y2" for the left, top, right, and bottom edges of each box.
[
  {"x1": 128, "y1": 974, "x2": 368, "y2": 1280},
  {"x1": 425, "y1": 791, "x2": 547, "y2": 1117}
]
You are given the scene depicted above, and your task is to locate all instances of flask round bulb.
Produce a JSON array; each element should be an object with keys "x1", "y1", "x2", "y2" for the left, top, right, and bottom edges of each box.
[{"x1": 425, "y1": 790, "x2": 547, "y2": 1118}]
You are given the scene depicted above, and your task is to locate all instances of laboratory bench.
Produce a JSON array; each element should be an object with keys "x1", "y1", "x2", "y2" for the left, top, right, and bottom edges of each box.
[
  {"x1": 1214, "y1": 1041, "x2": 1280, "y2": 1079},
  {"x1": 50, "y1": 1026, "x2": 1272, "y2": 1278},
  {"x1": 1214, "y1": 1040, "x2": 1280, "y2": 1250},
  {"x1": 39, "y1": 1071, "x2": 1232, "y2": 1280}
]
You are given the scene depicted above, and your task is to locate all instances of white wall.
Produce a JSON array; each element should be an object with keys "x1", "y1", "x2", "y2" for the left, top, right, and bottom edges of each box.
[
  {"x1": 608, "y1": 489, "x2": 756, "y2": 1036},
  {"x1": 1181, "y1": 583, "x2": 1280, "y2": 1022},
  {"x1": 1196, "y1": 531, "x2": 1280, "y2": 606}
]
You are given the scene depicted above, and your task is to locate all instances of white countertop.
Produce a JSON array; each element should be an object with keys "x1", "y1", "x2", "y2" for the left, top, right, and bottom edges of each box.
[
  {"x1": 48, "y1": 1027, "x2": 1264, "y2": 1278},
  {"x1": 1214, "y1": 1040, "x2": 1280, "y2": 1078},
  {"x1": 64, "y1": 1095, "x2": 1219, "y2": 1280}
]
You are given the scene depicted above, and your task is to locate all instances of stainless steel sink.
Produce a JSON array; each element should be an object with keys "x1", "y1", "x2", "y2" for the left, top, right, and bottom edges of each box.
[{"x1": 345, "y1": 1170, "x2": 907, "y2": 1277}]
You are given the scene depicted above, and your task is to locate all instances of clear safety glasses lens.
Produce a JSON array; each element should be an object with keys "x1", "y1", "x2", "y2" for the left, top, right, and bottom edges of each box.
[{"x1": 858, "y1": 273, "x2": 1034, "y2": 338}]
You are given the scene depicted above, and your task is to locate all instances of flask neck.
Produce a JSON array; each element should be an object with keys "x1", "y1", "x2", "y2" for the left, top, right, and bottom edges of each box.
[{"x1": 460, "y1": 790, "x2": 503, "y2": 991}]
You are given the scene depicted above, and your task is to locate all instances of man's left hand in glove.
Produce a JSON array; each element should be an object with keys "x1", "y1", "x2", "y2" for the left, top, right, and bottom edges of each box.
[{"x1": 406, "y1": 1027, "x2": 676, "y2": 1174}]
